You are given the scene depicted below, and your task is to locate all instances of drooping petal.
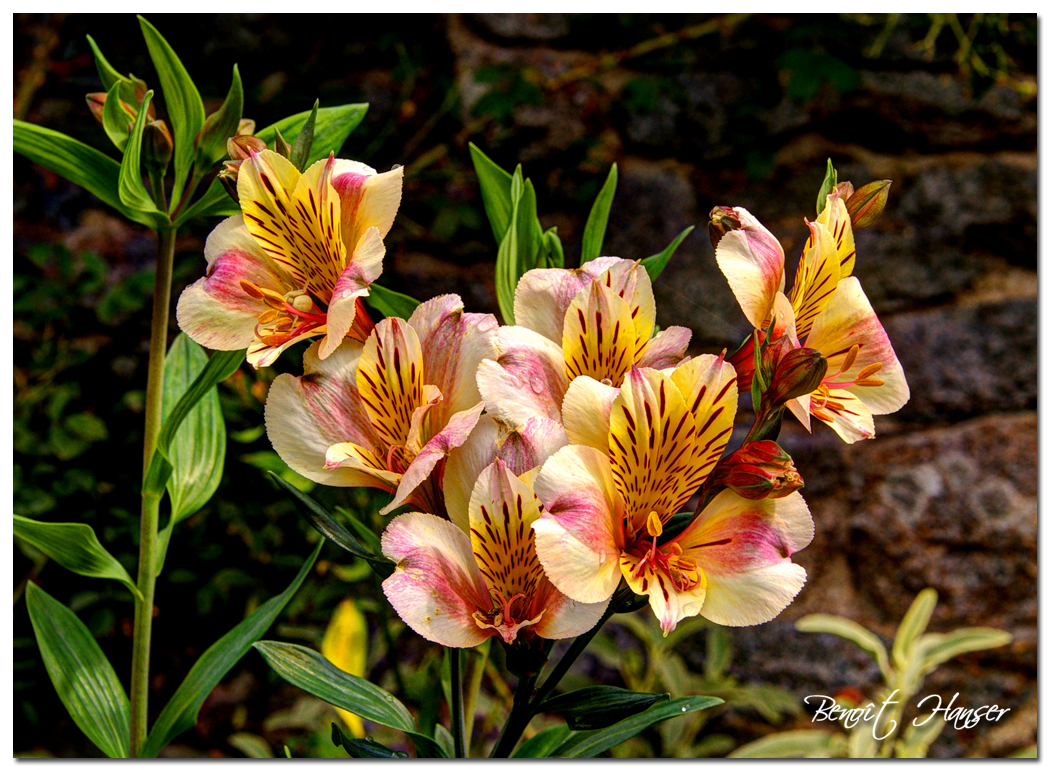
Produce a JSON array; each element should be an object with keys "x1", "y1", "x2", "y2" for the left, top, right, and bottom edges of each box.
[
  {"x1": 562, "y1": 280, "x2": 637, "y2": 384},
  {"x1": 331, "y1": 160, "x2": 404, "y2": 247},
  {"x1": 561, "y1": 375, "x2": 619, "y2": 453},
  {"x1": 609, "y1": 367, "x2": 698, "y2": 533},
  {"x1": 476, "y1": 325, "x2": 568, "y2": 427},
  {"x1": 815, "y1": 187, "x2": 856, "y2": 279},
  {"x1": 789, "y1": 220, "x2": 840, "y2": 340},
  {"x1": 811, "y1": 388, "x2": 876, "y2": 444},
  {"x1": 636, "y1": 326, "x2": 692, "y2": 370},
  {"x1": 498, "y1": 416, "x2": 568, "y2": 480},
  {"x1": 246, "y1": 332, "x2": 323, "y2": 369},
  {"x1": 323, "y1": 441, "x2": 401, "y2": 490},
  {"x1": 513, "y1": 257, "x2": 624, "y2": 343},
  {"x1": 265, "y1": 340, "x2": 389, "y2": 488},
  {"x1": 532, "y1": 445, "x2": 624, "y2": 603},
  {"x1": 670, "y1": 354, "x2": 739, "y2": 489},
  {"x1": 619, "y1": 550, "x2": 708, "y2": 637},
  {"x1": 714, "y1": 207, "x2": 785, "y2": 329},
  {"x1": 356, "y1": 317, "x2": 425, "y2": 449},
  {"x1": 674, "y1": 489, "x2": 812, "y2": 627},
  {"x1": 320, "y1": 225, "x2": 385, "y2": 359},
  {"x1": 531, "y1": 580, "x2": 610, "y2": 640},
  {"x1": 409, "y1": 294, "x2": 497, "y2": 424},
  {"x1": 805, "y1": 277, "x2": 909, "y2": 416},
  {"x1": 381, "y1": 512, "x2": 493, "y2": 648}
]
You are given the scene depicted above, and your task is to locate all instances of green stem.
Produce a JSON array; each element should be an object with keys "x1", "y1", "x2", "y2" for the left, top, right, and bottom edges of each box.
[
  {"x1": 128, "y1": 225, "x2": 177, "y2": 757},
  {"x1": 490, "y1": 671, "x2": 539, "y2": 758},
  {"x1": 532, "y1": 603, "x2": 615, "y2": 709},
  {"x1": 463, "y1": 641, "x2": 490, "y2": 752},
  {"x1": 449, "y1": 648, "x2": 466, "y2": 758}
]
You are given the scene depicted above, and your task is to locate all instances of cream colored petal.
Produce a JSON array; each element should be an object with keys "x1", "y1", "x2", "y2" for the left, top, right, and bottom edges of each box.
[
  {"x1": 812, "y1": 388, "x2": 876, "y2": 444},
  {"x1": 476, "y1": 326, "x2": 568, "y2": 428},
  {"x1": 670, "y1": 354, "x2": 739, "y2": 488},
  {"x1": 320, "y1": 226, "x2": 385, "y2": 360},
  {"x1": 513, "y1": 257, "x2": 624, "y2": 343},
  {"x1": 561, "y1": 375, "x2": 620, "y2": 453},
  {"x1": 332, "y1": 160, "x2": 404, "y2": 246},
  {"x1": 714, "y1": 207, "x2": 785, "y2": 329},
  {"x1": 620, "y1": 551, "x2": 707, "y2": 637}
]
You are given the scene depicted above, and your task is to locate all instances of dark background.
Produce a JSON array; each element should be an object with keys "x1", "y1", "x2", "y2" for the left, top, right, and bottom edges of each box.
[{"x1": 13, "y1": 13, "x2": 1036, "y2": 758}]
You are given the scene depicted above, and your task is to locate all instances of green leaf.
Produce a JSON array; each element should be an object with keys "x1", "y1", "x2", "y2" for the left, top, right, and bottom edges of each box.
[
  {"x1": 14, "y1": 120, "x2": 155, "y2": 227},
  {"x1": 162, "y1": 334, "x2": 227, "y2": 525},
  {"x1": 140, "y1": 539, "x2": 323, "y2": 757},
  {"x1": 542, "y1": 227, "x2": 565, "y2": 268},
  {"x1": 256, "y1": 104, "x2": 369, "y2": 168},
  {"x1": 228, "y1": 732, "x2": 275, "y2": 759},
  {"x1": 290, "y1": 100, "x2": 319, "y2": 172},
  {"x1": 25, "y1": 582, "x2": 130, "y2": 758},
  {"x1": 138, "y1": 15, "x2": 206, "y2": 206},
  {"x1": 195, "y1": 64, "x2": 244, "y2": 170},
  {"x1": 494, "y1": 169, "x2": 523, "y2": 324},
  {"x1": 729, "y1": 729, "x2": 844, "y2": 758},
  {"x1": 513, "y1": 725, "x2": 571, "y2": 758},
  {"x1": 268, "y1": 472, "x2": 392, "y2": 576},
  {"x1": 580, "y1": 163, "x2": 617, "y2": 263},
  {"x1": 468, "y1": 142, "x2": 513, "y2": 243},
  {"x1": 816, "y1": 157, "x2": 837, "y2": 215},
  {"x1": 333, "y1": 506, "x2": 382, "y2": 554},
  {"x1": 795, "y1": 614, "x2": 891, "y2": 681},
  {"x1": 364, "y1": 283, "x2": 421, "y2": 320},
  {"x1": 335, "y1": 730, "x2": 409, "y2": 759},
  {"x1": 85, "y1": 35, "x2": 125, "y2": 92},
  {"x1": 552, "y1": 696, "x2": 722, "y2": 758},
  {"x1": 891, "y1": 587, "x2": 937, "y2": 670},
  {"x1": 100, "y1": 80, "x2": 131, "y2": 153},
  {"x1": 640, "y1": 225, "x2": 694, "y2": 282},
  {"x1": 14, "y1": 515, "x2": 141, "y2": 600},
  {"x1": 542, "y1": 686, "x2": 668, "y2": 731},
  {"x1": 173, "y1": 176, "x2": 235, "y2": 226},
  {"x1": 1006, "y1": 745, "x2": 1038, "y2": 759},
  {"x1": 118, "y1": 89, "x2": 162, "y2": 217},
  {"x1": 916, "y1": 627, "x2": 1012, "y2": 674},
  {"x1": 253, "y1": 641, "x2": 445, "y2": 758},
  {"x1": 895, "y1": 715, "x2": 945, "y2": 758}
]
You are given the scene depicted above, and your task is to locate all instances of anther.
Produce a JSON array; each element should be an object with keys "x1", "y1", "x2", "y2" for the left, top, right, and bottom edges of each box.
[
  {"x1": 839, "y1": 344, "x2": 860, "y2": 374},
  {"x1": 856, "y1": 362, "x2": 883, "y2": 380},
  {"x1": 646, "y1": 511, "x2": 663, "y2": 538}
]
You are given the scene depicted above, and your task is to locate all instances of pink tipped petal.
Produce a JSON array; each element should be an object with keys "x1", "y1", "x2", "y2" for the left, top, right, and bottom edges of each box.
[
  {"x1": 476, "y1": 326, "x2": 568, "y2": 428},
  {"x1": 636, "y1": 326, "x2": 692, "y2": 369},
  {"x1": 443, "y1": 415, "x2": 500, "y2": 532},
  {"x1": 497, "y1": 416, "x2": 568, "y2": 478},
  {"x1": 320, "y1": 226, "x2": 385, "y2": 359},
  {"x1": 714, "y1": 207, "x2": 785, "y2": 329},
  {"x1": 595, "y1": 259, "x2": 656, "y2": 346},
  {"x1": 532, "y1": 582, "x2": 610, "y2": 639},
  {"x1": 332, "y1": 161, "x2": 404, "y2": 244},
  {"x1": 561, "y1": 375, "x2": 619, "y2": 452},
  {"x1": 513, "y1": 258, "x2": 624, "y2": 343},
  {"x1": 381, "y1": 512, "x2": 492, "y2": 647},
  {"x1": 813, "y1": 388, "x2": 876, "y2": 444},
  {"x1": 381, "y1": 402, "x2": 485, "y2": 515},
  {"x1": 700, "y1": 561, "x2": 807, "y2": 627},
  {"x1": 532, "y1": 445, "x2": 623, "y2": 603}
]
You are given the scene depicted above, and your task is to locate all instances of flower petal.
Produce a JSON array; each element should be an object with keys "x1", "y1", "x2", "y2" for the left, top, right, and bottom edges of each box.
[
  {"x1": 619, "y1": 551, "x2": 707, "y2": 637},
  {"x1": 265, "y1": 339, "x2": 389, "y2": 487},
  {"x1": 636, "y1": 326, "x2": 691, "y2": 369},
  {"x1": 498, "y1": 416, "x2": 568, "y2": 479},
  {"x1": 513, "y1": 257, "x2": 624, "y2": 343},
  {"x1": 674, "y1": 489, "x2": 812, "y2": 626},
  {"x1": 532, "y1": 445, "x2": 623, "y2": 604},
  {"x1": 320, "y1": 225, "x2": 385, "y2": 359},
  {"x1": 476, "y1": 325, "x2": 568, "y2": 428},
  {"x1": 670, "y1": 354, "x2": 738, "y2": 488},
  {"x1": 562, "y1": 280, "x2": 637, "y2": 384},
  {"x1": 357, "y1": 317, "x2": 426, "y2": 448},
  {"x1": 594, "y1": 259, "x2": 656, "y2": 351},
  {"x1": 531, "y1": 582, "x2": 610, "y2": 640},
  {"x1": 381, "y1": 512, "x2": 492, "y2": 648},
  {"x1": 561, "y1": 375, "x2": 619, "y2": 452},
  {"x1": 789, "y1": 219, "x2": 840, "y2": 340},
  {"x1": 811, "y1": 388, "x2": 876, "y2": 444},
  {"x1": 332, "y1": 160, "x2": 404, "y2": 246},
  {"x1": 816, "y1": 187, "x2": 856, "y2": 279},
  {"x1": 714, "y1": 207, "x2": 785, "y2": 329}
]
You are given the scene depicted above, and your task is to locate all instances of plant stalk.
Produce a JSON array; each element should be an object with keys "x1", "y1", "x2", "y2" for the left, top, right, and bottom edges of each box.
[
  {"x1": 532, "y1": 603, "x2": 615, "y2": 708},
  {"x1": 490, "y1": 671, "x2": 539, "y2": 758},
  {"x1": 449, "y1": 648, "x2": 466, "y2": 758},
  {"x1": 129, "y1": 225, "x2": 177, "y2": 757}
]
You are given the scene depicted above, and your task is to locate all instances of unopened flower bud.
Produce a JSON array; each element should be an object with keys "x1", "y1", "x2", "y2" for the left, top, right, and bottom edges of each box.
[
  {"x1": 86, "y1": 93, "x2": 108, "y2": 124},
  {"x1": 834, "y1": 180, "x2": 855, "y2": 200},
  {"x1": 710, "y1": 440, "x2": 803, "y2": 500},
  {"x1": 767, "y1": 347, "x2": 827, "y2": 406},
  {"x1": 272, "y1": 129, "x2": 293, "y2": 159},
  {"x1": 728, "y1": 331, "x2": 761, "y2": 392},
  {"x1": 236, "y1": 118, "x2": 256, "y2": 136},
  {"x1": 846, "y1": 180, "x2": 892, "y2": 229},
  {"x1": 708, "y1": 206, "x2": 742, "y2": 249},
  {"x1": 227, "y1": 134, "x2": 267, "y2": 161},
  {"x1": 218, "y1": 160, "x2": 243, "y2": 203},
  {"x1": 142, "y1": 118, "x2": 173, "y2": 175}
]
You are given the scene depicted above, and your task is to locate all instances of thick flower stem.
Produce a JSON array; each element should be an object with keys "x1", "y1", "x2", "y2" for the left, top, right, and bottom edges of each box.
[
  {"x1": 449, "y1": 648, "x2": 466, "y2": 758},
  {"x1": 490, "y1": 671, "x2": 539, "y2": 758},
  {"x1": 531, "y1": 603, "x2": 615, "y2": 709},
  {"x1": 129, "y1": 225, "x2": 177, "y2": 757}
]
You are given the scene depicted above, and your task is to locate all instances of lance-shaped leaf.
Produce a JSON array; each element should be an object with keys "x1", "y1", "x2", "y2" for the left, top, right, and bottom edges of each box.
[
  {"x1": 541, "y1": 686, "x2": 669, "y2": 731},
  {"x1": 580, "y1": 163, "x2": 617, "y2": 263},
  {"x1": 14, "y1": 516, "x2": 141, "y2": 600},
  {"x1": 816, "y1": 158, "x2": 837, "y2": 215},
  {"x1": 253, "y1": 642, "x2": 445, "y2": 758},
  {"x1": 118, "y1": 89, "x2": 162, "y2": 217},
  {"x1": 494, "y1": 170, "x2": 523, "y2": 324},
  {"x1": 641, "y1": 225, "x2": 694, "y2": 282},
  {"x1": 550, "y1": 696, "x2": 722, "y2": 757},
  {"x1": 101, "y1": 80, "x2": 132, "y2": 153},
  {"x1": 25, "y1": 582, "x2": 130, "y2": 758},
  {"x1": 364, "y1": 283, "x2": 422, "y2": 320},
  {"x1": 543, "y1": 226, "x2": 565, "y2": 268},
  {"x1": 14, "y1": 120, "x2": 155, "y2": 227},
  {"x1": 331, "y1": 725, "x2": 409, "y2": 758},
  {"x1": 290, "y1": 99, "x2": 319, "y2": 172},
  {"x1": 916, "y1": 627, "x2": 1012, "y2": 674},
  {"x1": 138, "y1": 15, "x2": 206, "y2": 205},
  {"x1": 85, "y1": 34, "x2": 126, "y2": 93},
  {"x1": 469, "y1": 142, "x2": 513, "y2": 243},
  {"x1": 512, "y1": 725, "x2": 571, "y2": 758},
  {"x1": 795, "y1": 614, "x2": 891, "y2": 681},
  {"x1": 729, "y1": 729, "x2": 846, "y2": 758},
  {"x1": 892, "y1": 588, "x2": 937, "y2": 670},
  {"x1": 140, "y1": 539, "x2": 323, "y2": 757},
  {"x1": 195, "y1": 64, "x2": 244, "y2": 169}
]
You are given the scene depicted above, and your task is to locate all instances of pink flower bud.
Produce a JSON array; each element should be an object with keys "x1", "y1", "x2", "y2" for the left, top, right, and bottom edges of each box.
[
  {"x1": 710, "y1": 440, "x2": 803, "y2": 500},
  {"x1": 767, "y1": 347, "x2": 827, "y2": 407},
  {"x1": 846, "y1": 180, "x2": 892, "y2": 229}
]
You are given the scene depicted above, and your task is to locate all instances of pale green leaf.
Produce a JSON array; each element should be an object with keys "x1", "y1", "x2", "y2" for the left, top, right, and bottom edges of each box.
[
  {"x1": 580, "y1": 163, "x2": 617, "y2": 263},
  {"x1": 796, "y1": 614, "x2": 892, "y2": 681},
  {"x1": 916, "y1": 627, "x2": 1012, "y2": 674},
  {"x1": 729, "y1": 729, "x2": 843, "y2": 758},
  {"x1": 117, "y1": 89, "x2": 162, "y2": 216},
  {"x1": 640, "y1": 226, "x2": 694, "y2": 282},
  {"x1": 892, "y1": 588, "x2": 938, "y2": 670},
  {"x1": 100, "y1": 80, "x2": 131, "y2": 153}
]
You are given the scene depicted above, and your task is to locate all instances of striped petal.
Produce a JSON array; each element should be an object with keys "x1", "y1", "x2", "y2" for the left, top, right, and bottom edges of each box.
[
  {"x1": 563, "y1": 280, "x2": 637, "y2": 384},
  {"x1": 381, "y1": 512, "x2": 492, "y2": 648},
  {"x1": 356, "y1": 317, "x2": 425, "y2": 449},
  {"x1": 561, "y1": 375, "x2": 619, "y2": 453},
  {"x1": 532, "y1": 445, "x2": 624, "y2": 604},
  {"x1": 789, "y1": 219, "x2": 841, "y2": 340},
  {"x1": 714, "y1": 207, "x2": 785, "y2": 329},
  {"x1": 619, "y1": 550, "x2": 708, "y2": 637},
  {"x1": 594, "y1": 259, "x2": 656, "y2": 352},
  {"x1": 670, "y1": 354, "x2": 739, "y2": 489},
  {"x1": 513, "y1": 257, "x2": 624, "y2": 343},
  {"x1": 810, "y1": 388, "x2": 876, "y2": 444},
  {"x1": 636, "y1": 326, "x2": 691, "y2": 370},
  {"x1": 816, "y1": 187, "x2": 856, "y2": 279},
  {"x1": 319, "y1": 225, "x2": 385, "y2": 359},
  {"x1": 476, "y1": 325, "x2": 568, "y2": 428},
  {"x1": 331, "y1": 160, "x2": 404, "y2": 248}
]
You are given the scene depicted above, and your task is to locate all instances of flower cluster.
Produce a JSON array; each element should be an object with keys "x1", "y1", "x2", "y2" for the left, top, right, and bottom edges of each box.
[{"x1": 178, "y1": 151, "x2": 908, "y2": 646}]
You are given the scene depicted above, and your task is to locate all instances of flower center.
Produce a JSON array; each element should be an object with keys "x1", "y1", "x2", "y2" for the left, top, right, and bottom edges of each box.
[
  {"x1": 241, "y1": 280, "x2": 327, "y2": 346},
  {"x1": 812, "y1": 344, "x2": 886, "y2": 424}
]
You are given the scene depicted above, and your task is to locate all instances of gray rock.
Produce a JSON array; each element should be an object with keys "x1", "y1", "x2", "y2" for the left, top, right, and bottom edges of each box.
[{"x1": 469, "y1": 13, "x2": 571, "y2": 41}]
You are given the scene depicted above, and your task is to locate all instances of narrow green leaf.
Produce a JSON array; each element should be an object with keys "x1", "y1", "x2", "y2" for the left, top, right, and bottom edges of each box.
[
  {"x1": 513, "y1": 725, "x2": 570, "y2": 758},
  {"x1": 85, "y1": 35, "x2": 124, "y2": 92},
  {"x1": 795, "y1": 614, "x2": 891, "y2": 681},
  {"x1": 338, "y1": 735, "x2": 409, "y2": 758},
  {"x1": 848, "y1": 706, "x2": 880, "y2": 757},
  {"x1": 895, "y1": 715, "x2": 945, "y2": 758},
  {"x1": 118, "y1": 89, "x2": 162, "y2": 216},
  {"x1": 14, "y1": 516, "x2": 141, "y2": 600},
  {"x1": 816, "y1": 157, "x2": 837, "y2": 215},
  {"x1": 552, "y1": 696, "x2": 722, "y2": 758},
  {"x1": 640, "y1": 225, "x2": 694, "y2": 282},
  {"x1": 256, "y1": 104, "x2": 369, "y2": 168},
  {"x1": 542, "y1": 686, "x2": 668, "y2": 731},
  {"x1": 468, "y1": 142, "x2": 514, "y2": 243},
  {"x1": 333, "y1": 506, "x2": 382, "y2": 554},
  {"x1": 173, "y1": 176, "x2": 235, "y2": 226},
  {"x1": 364, "y1": 283, "x2": 421, "y2": 320},
  {"x1": 543, "y1": 227, "x2": 564, "y2": 268},
  {"x1": 916, "y1": 627, "x2": 1012, "y2": 674},
  {"x1": 290, "y1": 99, "x2": 320, "y2": 172},
  {"x1": 891, "y1": 588, "x2": 937, "y2": 670},
  {"x1": 195, "y1": 64, "x2": 244, "y2": 170},
  {"x1": 100, "y1": 81, "x2": 131, "y2": 153},
  {"x1": 25, "y1": 582, "x2": 130, "y2": 758},
  {"x1": 729, "y1": 729, "x2": 843, "y2": 759},
  {"x1": 253, "y1": 642, "x2": 445, "y2": 758},
  {"x1": 580, "y1": 163, "x2": 618, "y2": 263},
  {"x1": 494, "y1": 169, "x2": 523, "y2": 325},
  {"x1": 228, "y1": 732, "x2": 275, "y2": 759},
  {"x1": 14, "y1": 120, "x2": 155, "y2": 227},
  {"x1": 138, "y1": 15, "x2": 206, "y2": 205},
  {"x1": 141, "y1": 540, "x2": 323, "y2": 757}
]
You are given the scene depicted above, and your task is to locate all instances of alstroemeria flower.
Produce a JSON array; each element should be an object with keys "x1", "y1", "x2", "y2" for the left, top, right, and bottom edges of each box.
[
  {"x1": 714, "y1": 190, "x2": 909, "y2": 443},
  {"x1": 477, "y1": 257, "x2": 692, "y2": 429},
  {"x1": 177, "y1": 149, "x2": 403, "y2": 368},
  {"x1": 265, "y1": 294, "x2": 497, "y2": 515},
  {"x1": 382, "y1": 448, "x2": 609, "y2": 647},
  {"x1": 532, "y1": 362, "x2": 813, "y2": 635}
]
